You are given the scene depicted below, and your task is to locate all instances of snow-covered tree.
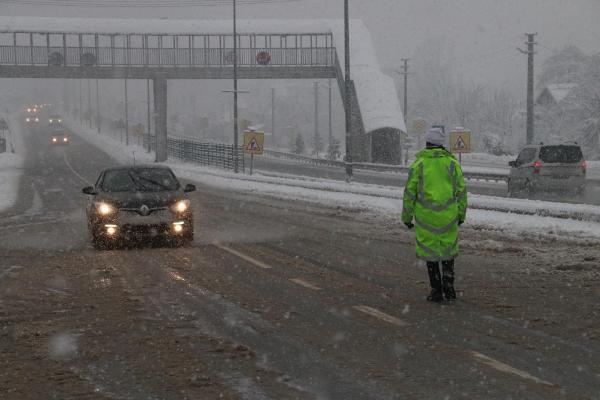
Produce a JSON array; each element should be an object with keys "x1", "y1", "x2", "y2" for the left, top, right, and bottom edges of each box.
[
  {"x1": 327, "y1": 136, "x2": 341, "y2": 160},
  {"x1": 292, "y1": 133, "x2": 306, "y2": 155}
]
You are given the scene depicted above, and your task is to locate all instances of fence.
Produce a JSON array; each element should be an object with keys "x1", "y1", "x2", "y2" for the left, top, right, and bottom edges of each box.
[{"x1": 145, "y1": 135, "x2": 244, "y2": 172}]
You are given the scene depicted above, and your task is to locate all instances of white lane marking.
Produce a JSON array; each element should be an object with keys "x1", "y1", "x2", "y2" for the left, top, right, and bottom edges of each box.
[
  {"x1": 353, "y1": 305, "x2": 408, "y2": 327},
  {"x1": 470, "y1": 351, "x2": 556, "y2": 387},
  {"x1": 168, "y1": 270, "x2": 187, "y2": 282},
  {"x1": 0, "y1": 215, "x2": 73, "y2": 231},
  {"x1": 215, "y1": 244, "x2": 272, "y2": 269},
  {"x1": 63, "y1": 152, "x2": 91, "y2": 185},
  {"x1": 289, "y1": 278, "x2": 320, "y2": 291},
  {"x1": 290, "y1": 278, "x2": 321, "y2": 290},
  {"x1": 0, "y1": 265, "x2": 23, "y2": 279}
]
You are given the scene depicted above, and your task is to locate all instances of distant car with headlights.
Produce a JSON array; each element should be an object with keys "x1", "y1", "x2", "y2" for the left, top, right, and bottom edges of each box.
[
  {"x1": 508, "y1": 143, "x2": 586, "y2": 198},
  {"x1": 82, "y1": 165, "x2": 196, "y2": 248},
  {"x1": 48, "y1": 114, "x2": 63, "y2": 125},
  {"x1": 25, "y1": 114, "x2": 40, "y2": 125},
  {"x1": 49, "y1": 129, "x2": 69, "y2": 145},
  {"x1": 24, "y1": 105, "x2": 41, "y2": 125}
]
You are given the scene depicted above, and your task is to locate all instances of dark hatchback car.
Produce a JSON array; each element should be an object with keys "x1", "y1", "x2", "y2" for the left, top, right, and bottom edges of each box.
[{"x1": 82, "y1": 165, "x2": 196, "y2": 248}]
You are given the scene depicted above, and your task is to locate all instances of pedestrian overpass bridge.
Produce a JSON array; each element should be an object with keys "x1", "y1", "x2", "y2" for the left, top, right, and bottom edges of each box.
[{"x1": 0, "y1": 17, "x2": 405, "y2": 164}]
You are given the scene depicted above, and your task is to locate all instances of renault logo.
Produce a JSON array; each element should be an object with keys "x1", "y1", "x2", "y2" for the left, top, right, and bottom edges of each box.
[{"x1": 139, "y1": 205, "x2": 150, "y2": 216}]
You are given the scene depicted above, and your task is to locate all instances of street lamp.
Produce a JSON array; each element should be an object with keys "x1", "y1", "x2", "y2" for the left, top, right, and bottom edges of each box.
[
  {"x1": 233, "y1": 0, "x2": 239, "y2": 173},
  {"x1": 344, "y1": 0, "x2": 353, "y2": 182}
]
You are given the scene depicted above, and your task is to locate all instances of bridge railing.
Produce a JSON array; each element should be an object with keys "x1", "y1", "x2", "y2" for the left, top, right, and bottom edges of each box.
[{"x1": 0, "y1": 32, "x2": 336, "y2": 68}]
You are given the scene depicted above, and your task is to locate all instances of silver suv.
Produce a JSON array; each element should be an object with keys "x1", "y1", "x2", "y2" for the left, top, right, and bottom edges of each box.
[{"x1": 508, "y1": 143, "x2": 586, "y2": 198}]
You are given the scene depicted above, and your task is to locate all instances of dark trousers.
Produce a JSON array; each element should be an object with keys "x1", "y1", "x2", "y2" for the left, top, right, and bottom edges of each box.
[{"x1": 426, "y1": 259, "x2": 455, "y2": 298}]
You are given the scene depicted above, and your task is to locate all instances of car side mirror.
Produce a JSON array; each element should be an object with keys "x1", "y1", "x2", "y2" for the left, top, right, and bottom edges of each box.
[
  {"x1": 184, "y1": 184, "x2": 196, "y2": 193},
  {"x1": 82, "y1": 186, "x2": 97, "y2": 195},
  {"x1": 508, "y1": 161, "x2": 517, "y2": 167}
]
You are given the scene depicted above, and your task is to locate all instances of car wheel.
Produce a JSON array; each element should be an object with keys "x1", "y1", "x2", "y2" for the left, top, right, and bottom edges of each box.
[
  {"x1": 576, "y1": 185, "x2": 586, "y2": 200},
  {"x1": 185, "y1": 230, "x2": 194, "y2": 243},
  {"x1": 507, "y1": 180, "x2": 515, "y2": 198},
  {"x1": 91, "y1": 231, "x2": 104, "y2": 250},
  {"x1": 525, "y1": 180, "x2": 535, "y2": 200}
]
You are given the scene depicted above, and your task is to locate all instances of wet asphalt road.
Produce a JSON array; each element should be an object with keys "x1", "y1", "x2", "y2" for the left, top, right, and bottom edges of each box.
[{"x1": 1, "y1": 125, "x2": 600, "y2": 399}]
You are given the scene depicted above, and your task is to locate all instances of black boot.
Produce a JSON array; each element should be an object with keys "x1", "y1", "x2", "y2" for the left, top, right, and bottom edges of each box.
[
  {"x1": 442, "y1": 259, "x2": 456, "y2": 302},
  {"x1": 426, "y1": 262, "x2": 443, "y2": 303}
]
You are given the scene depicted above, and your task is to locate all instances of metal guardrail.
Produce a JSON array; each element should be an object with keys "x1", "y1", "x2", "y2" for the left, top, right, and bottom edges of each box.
[{"x1": 263, "y1": 149, "x2": 510, "y2": 182}]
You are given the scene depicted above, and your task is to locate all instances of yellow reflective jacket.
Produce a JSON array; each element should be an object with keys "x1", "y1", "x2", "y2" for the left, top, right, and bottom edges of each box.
[{"x1": 402, "y1": 148, "x2": 467, "y2": 261}]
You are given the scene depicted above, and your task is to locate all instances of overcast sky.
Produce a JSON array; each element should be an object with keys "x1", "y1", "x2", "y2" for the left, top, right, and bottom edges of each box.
[{"x1": 1, "y1": 0, "x2": 599, "y2": 89}]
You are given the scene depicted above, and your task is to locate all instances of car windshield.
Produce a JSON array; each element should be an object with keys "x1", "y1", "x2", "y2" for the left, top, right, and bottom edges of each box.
[
  {"x1": 539, "y1": 145, "x2": 583, "y2": 163},
  {"x1": 101, "y1": 168, "x2": 179, "y2": 192}
]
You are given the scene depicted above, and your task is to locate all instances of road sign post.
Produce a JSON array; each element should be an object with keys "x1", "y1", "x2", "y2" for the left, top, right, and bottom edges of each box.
[
  {"x1": 244, "y1": 130, "x2": 264, "y2": 176},
  {"x1": 450, "y1": 129, "x2": 471, "y2": 164}
]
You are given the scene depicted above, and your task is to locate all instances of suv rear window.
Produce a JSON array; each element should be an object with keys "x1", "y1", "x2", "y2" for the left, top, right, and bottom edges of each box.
[{"x1": 539, "y1": 145, "x2": 583, "y2": 163}]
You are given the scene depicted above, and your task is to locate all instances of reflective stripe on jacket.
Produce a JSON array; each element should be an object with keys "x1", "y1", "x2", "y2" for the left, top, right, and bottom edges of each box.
[{"x1": 402, "y1": 148, "x2": 467, "y2": 262}]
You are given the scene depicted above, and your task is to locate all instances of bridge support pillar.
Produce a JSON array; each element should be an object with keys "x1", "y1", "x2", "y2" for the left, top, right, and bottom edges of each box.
[{"x1": 154, "y1": 76, "x2": 168, "y2": 162}]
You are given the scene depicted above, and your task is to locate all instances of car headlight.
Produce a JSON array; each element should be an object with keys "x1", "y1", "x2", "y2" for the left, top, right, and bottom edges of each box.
[
  {"x1": 58, "y1": 119, "x2": 62, "y2": 122},
  {"x1": 49, "y1": 119, "x2": 53, "y2": 123},
  {"x1": 172, "y1": 199, "x2": 190, "y2": 213},
  {"x1": 52, "y1": 137, "x2": 57, "y2": 142},
  {"x1": 26, "y1": 118, "x2": 30, "y2": 122},
  {"x1": 96, "y1": 202, "x2": 115, "y2": 215},
  {"x1": 35, "y1": 117, "x2": 39, "y2": 122}
]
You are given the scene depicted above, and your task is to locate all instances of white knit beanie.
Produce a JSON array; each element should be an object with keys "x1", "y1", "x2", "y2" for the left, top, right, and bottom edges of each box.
[{"x1": 425, "y1": 127, "x2": 445, "y2": 146}]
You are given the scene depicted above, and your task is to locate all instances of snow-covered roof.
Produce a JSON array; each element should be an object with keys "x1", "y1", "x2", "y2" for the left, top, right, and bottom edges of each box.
[{"x1": 0, "y1": 16, "x2": 406, "y2": 135}]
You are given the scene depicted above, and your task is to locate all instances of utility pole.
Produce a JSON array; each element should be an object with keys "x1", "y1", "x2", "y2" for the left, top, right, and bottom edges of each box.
[
  {"x1": 96, "y1": 79, "x2": 100, "y2": 135},
  {"x1": 79, "y1": 79, "x2": 82, "y2": 125},
  {"x1": 399, "y1": 58, "x2": 409, "y2": 165},
  {"x1": 518, "y1": 33, "x2": 537, "y2": 145},
  {"x1": 399, "y1": 58, "x2": 409, "y2": 122},
  {"x1": 344, "y1": 0, "x2": 353, "y2": 181},
  {"x1": 314, "y1": 81, "x2": 320, "y2": 157},
  {"x1": 87, "y1": 79, "x2": 92, "y2": 129},
  {"x1": 328, "y1": 78, "x2": 332, "y2": 147},
  {"x1": 124, "y1": 78, "x2": 129, "y2": 146},
  {"x1": 271, "y1": 87, "x2": 275, "y2": 148},
  {"x1": 147, "y1": 79, "x2": 152, "y2": 153},
  {"x1": 233, "y1": 0, "x2": 239, "y2": 172},
  {"x1": 221, "y1": 0, "x2": 249, "y2": 172}
]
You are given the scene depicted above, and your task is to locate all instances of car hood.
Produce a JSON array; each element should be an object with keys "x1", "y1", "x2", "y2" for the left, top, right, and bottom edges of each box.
[{"x1": 97, "y1": 191, "x2": 183, "y2": 209}]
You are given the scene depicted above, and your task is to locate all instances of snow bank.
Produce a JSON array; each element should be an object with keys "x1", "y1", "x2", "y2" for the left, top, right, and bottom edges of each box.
[
  {"x1": 0, "y1": 115, "x2": 25, "y2": 213},
  {"x1": 63, "y1": 119, "x2": 154, "y2": 166},
  {"x1": 171, "y1": 164, "x2": 600, "y2": 239}
]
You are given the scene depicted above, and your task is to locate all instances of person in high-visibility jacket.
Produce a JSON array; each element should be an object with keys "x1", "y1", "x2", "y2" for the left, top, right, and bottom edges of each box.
[{"x1": 402, "y1": 127, "x2": 467, "y2": 303}]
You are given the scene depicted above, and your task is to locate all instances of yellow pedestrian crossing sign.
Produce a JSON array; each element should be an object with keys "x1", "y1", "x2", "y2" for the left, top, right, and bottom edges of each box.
[
  {"x1": 244, "y1": 131, "x2": 264, "y2": 155},
  {"x1": 450, "y1": 130, "x2": 471, "y2": 154}
]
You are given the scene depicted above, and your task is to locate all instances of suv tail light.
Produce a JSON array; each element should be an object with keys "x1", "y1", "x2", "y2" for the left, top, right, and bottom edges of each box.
[
  {"x1": 533, "y1": 160, "x2": 542, "y2": 173},
  {"x1": 581, "y1": 160, "x2": 587, "y2": 173}
]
